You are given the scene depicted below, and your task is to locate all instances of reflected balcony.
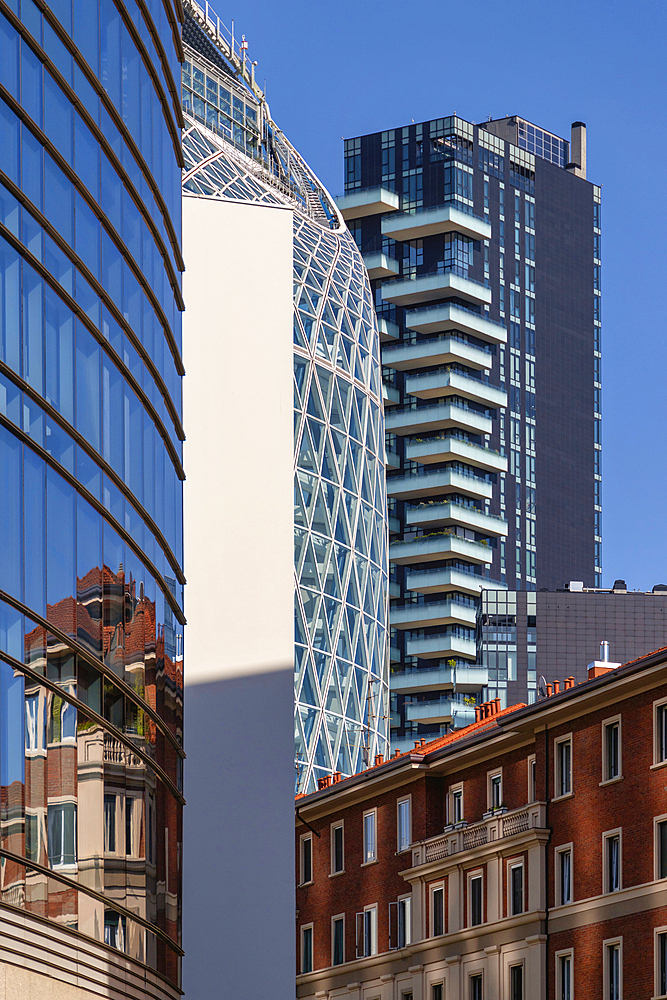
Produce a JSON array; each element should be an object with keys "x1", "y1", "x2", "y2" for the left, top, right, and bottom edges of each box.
[
  {"x1": 387, "y1": 468, "x2": 492, "y2": 502},
  {"x1": 385, "y1": 447, "x2": 401, "y2": 470},
  {"x1": 382, "y1": 335, "x2": 492, "y2": 372},
  {"x1": 404, "y1": 699, "x2": 477, "y2": 725},
  {"x1": 405, "y1": 303, "x2": 507, "y2": 344},
  {"x1": 405, "y1": 565, "x2": 506, "y2": 596},
  {"x1": 406, "y1": 500, "x2": 508, "y2": 537},
  {"x1": 391, "y1": 600, "x2": 478, "y2": 630},
  {"x1": 381, "y1": 271, "x2": 491, "y2": 308},
  {"x1": 406, "y1": 633, "x2": 477, "y2": 660},
  {"x1": 390, "y1": 532, "x2": 492, "y2": 566},
  {"x1": 405, "y1": 370, "x2": 507, "y2": 408},
  {"x1": 406, "y1": 436, "x2": 507, "y2": 472},
  {"x1": 381, "y1": 204, "x2": 491, "y2": 242},
  {"x1": 363, "y1": 252, "x2": 400, "y2": 281},
  {"x1": 382, "y1": 382, "x2": 400, "y2": 406},
  {"x1": 391, "y1": 664, "x2": 488, "y2": 693},
  {"x1": 335, "y1": 186, "x2": 400, "y2": 220},
  {"x1": 378, "y1": 317, "x2": 400, "y2": 342},
  {"x1": 385, "y1": 402, "x2": 493, "y2": 437}
]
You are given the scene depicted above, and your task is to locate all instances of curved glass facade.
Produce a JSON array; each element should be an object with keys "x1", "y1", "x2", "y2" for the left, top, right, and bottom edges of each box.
[
  {"x1": 0, "y1": 0, "x2": 183, "y2": 990},
  {"x1": 181, "y1": 2, "x2": 388, "y2": 795}
]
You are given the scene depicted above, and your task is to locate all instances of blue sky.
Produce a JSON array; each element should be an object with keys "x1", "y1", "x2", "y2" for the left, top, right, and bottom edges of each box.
[{"x1": 236, "y1": 0, "x2": 667, "y2": 592}]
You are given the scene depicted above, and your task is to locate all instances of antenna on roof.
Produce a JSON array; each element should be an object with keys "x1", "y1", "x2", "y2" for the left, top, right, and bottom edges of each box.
[{"x1": 537, "y1": 676, "x2": 548, "y2": 700}]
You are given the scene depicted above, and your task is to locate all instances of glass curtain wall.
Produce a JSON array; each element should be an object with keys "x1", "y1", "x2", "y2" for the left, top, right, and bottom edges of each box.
[{"x1": 0, "y1": 0, "x2": 184, "y2": 989}]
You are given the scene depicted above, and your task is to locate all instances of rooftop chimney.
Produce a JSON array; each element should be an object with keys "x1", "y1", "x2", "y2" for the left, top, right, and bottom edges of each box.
[
  {"x1": 567, "y1": 122, "x2": 586, "y2": 179},
  {"x1": 588, "y1": 639, "x2": 621, "y2": 679},
  {"x1": 600, "y1": 640, "x2": 609, "y2": 662}
]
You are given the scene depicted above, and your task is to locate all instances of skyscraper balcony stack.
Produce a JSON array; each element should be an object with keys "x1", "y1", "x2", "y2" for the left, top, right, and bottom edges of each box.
[
  {"x1": 338, "y1": 117, "x2": 601, "y2": 750},
  {"x1": 0, "y1": 1, "x2": 184, "y2": 997}
]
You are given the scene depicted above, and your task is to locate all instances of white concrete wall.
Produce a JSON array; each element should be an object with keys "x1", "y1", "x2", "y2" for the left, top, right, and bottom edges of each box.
[{"x1": 182, "y1": 196, "x2": 295, "y2": 998}]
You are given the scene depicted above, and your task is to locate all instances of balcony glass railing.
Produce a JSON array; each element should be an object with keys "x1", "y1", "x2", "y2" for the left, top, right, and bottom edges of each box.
[
  {"x1": 406, "y1": 366, "x2": 494, "y2": 387},
  {"x1": 392, "y1": 593, "x2": 478, "y2": 611},
  {"x1": 407, "y1": 499, "x2": 507, "y2": 522},
  {"x1": 395, "y1": 330, "x2": 495, "y2": 353},
  {"x1": 384, "y1": 263, "x2": 490, "y2": 288},
  {"x1": 391, "y1": 396, "x2": 492, "y2": 417},
  {"x1": 389, "y1": 466, "x2": 491, "y2": 484},
  {"x1": 409, "y1": 434, "x2": 503, "y2": 459}
]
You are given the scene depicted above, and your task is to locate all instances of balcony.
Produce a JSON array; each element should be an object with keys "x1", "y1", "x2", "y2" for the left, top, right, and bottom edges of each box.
[
  {"x1": 382, "y1": 335, "x2": 491, "y2": 373},
  {"x1": 381, "y1": 204, "x2": 491, "y2": 242},
  {"x1": 407, "y1": 500, "x2": 508, "y2": 537},
  {"x1": 406, "y1": 436, "x2": 507, "y2": 472},
  {"x1": 405, "y1": 699, "x2": 476, "y2": 725},
  {"x1": 406, "y1": 633, "x2": 477, "y2": 661},
  {"x1": 382, "y1": 382, "x2": 400, "y2": 406},
  {"x1": 405, "y1": 303, "x2": 507, "y2": 345},
  {"x1": 391, "y1": 600, "x2": 478, "y2": 630},
  {"x1": 410, "y1": 803, "x2": 548, "y2": 866},
  {"x1": 335, "y1": 186, "x2": 400, "y2": 220},
  {"x1": 385, "y1": 447, "x2": 401, "y2": 470},
  {"x1": 381, "y1": 271, "x2": 491, "y2": 308},
  {"x1": 363, "y1": 252, "x2": 400, "y2": 281},
  {"x1": 406, "y1": 565, "x2": 506, "y2": 597},
  {"x1": 391, "y1": 664, "x2": 487, "y2": 692},
  {"x1": 389, "y1": 532, "x2": 492, "y2": 565},
  {"x1": 387, "y1": 468, "x2": 492, "y2": 502},
  {"x1": 390, "y1": 642, "x2": 401, "y2": 663},
  {"x1": 385, "y1": 402, "x2": 493, "y2": 437},
  {"x1": 378, "y1": 317, "x2": 400, "y2": 342},
  {"x1": 405, "y1": 370, "x2": 507, "y2": 408}
]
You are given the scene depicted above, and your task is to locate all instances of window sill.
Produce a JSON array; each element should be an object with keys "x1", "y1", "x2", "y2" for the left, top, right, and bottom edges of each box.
[
  {"x1": 650, "y1": 760, "x2": 667, "y2": 771},
  {"x1": 328, "y1": 870, "x2": 345, "y2": 878},
  {"x1": 361, "y1": 859, "x2": 378, "y2": 868},
  {"x1": 552, "y1": 792, "x2": 573, "y2": 803},
  {"x1": 299, "y1": 879, "x2": 314, "y2": 888},
  {"x1": 599, "y1": 775, "x2": 623, "y2": 787},
  {"x1": 395, "y1": 847, "x2": 411, "y2": 856}
]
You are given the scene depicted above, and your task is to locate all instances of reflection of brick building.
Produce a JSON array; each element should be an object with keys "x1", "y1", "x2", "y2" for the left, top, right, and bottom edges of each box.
[{"x1": 296, "y1": 647, "x2": 667, "y2": 999}]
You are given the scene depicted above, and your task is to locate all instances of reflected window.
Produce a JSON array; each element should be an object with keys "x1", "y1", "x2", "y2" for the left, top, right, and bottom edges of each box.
[
  {"x1": 47, "y1": 802, "x2": 77, "y2": 867},
  {"x1": 25, "y1": 691, "x2": 46, "y2": 754},
  {"x1": 104, "y1": 910, "x2": 127, "y2": 952},
  {"x1": 104, "y1": 794, "x2": 116, "y2": 853}
]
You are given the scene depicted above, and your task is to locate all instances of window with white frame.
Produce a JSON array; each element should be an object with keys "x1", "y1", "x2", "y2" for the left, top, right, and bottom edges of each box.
[
  {"x1": 604, "y1": 938, "x2": 622, "y2": 1000},
  {"x1": 509, "y1": 860, "x2": 524, "y2": 915},
  {"x1": 604, "y1": 829, "x2": 621, "y2": 893},
  {"x1": 469, "y1": 973, "x2": 483, "y2": 1000},
  {"x1": 431, "y1": 882, "x2": 444, "y2": 937},
  {"x1": 450, "y1": 783, "x2": 464, "y2": 824},
  {"x1": 300, "y1": 833, "x2": 313, "y2": 885},
  {"x1": 363, "y1": 809, "x2": 376, "y2": 863},
  {"x1": 656, "y1": 928, "x2": 667, "y2": 998},
  {"x1": 332, "y1": 914, "x2": 344, "y2": 966},
  {"x1": 488, "y1": 769, "x2": 503, "y2": 809},
  {"x1": 555, "y1": 736, "x2": 572, "y2": 797},
  {"x1": 656, "y1": 700, "x2": 667, "y2": 765},
  {"x1": 356, "y1": 905, "x2": 377, "y2": 957},
  {"x1": 331, "y1": 821, "x2": 344, "y2": 874},
  {"x1": 397, "y1": 796, "x2": 411, "y2": 852},
  {"x1": 602, "y1": 717, "x2": 621, "y2": 782},
  {"x1": 656, "y1": 817, "x2": 667, "y2": 880},
  {"x1": 556, "y1": 950, "x2": 573, "y2": 1000},
  {"x1": 25, "y1": 690, "x2": 46, "y2": 755},
  {"x1": 527, "y1": 754, "x2": 536, "y2": 802},
  {"x1": 556, "y1": 845, "x2": 573, "y2": 905},
  {"x1": 389, "y1": 894, "x2": 411, "y2": 948},
  {"x1": 48, "y1": 802, "x2": 77, "y2": 868},
  {"x1": 510, "y1": 963, "x2": 523, "y2": 1000},
  {"x1": 468, "y1": 870, "x2": 483, "y2": 926},
  {"x1": 301, "y1": 923, "x2": 313, "y2": 974}
]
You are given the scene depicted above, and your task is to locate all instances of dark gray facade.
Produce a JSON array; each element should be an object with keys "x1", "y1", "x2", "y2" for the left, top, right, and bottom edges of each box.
[{"x1": 481, "y1": 583, "x2": 667, "y2": 708}]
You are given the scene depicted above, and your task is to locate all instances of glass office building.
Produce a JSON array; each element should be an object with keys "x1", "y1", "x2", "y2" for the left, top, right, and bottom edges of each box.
[
  {"x1": 181, "y1": 1, "x2": 389, "y2": 794},
  {"x1": 0, "y1": 1, "x2": 184, "y2": 995}
]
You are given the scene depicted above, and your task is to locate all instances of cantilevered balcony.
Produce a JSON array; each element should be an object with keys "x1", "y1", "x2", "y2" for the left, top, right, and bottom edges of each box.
[
  {"x1": 382, "y1": 335, "x2": 492, "y2": 373},
  {"x1": 406, "y1": 633, "x2": 477, "y2": 660},
  {"x1": 381, "y1": 271, "x2": 491, "y2": 308},
  {"x1": 406, "y1": 565, "x2": 506, "y2": 596},
  {"x1": 405, "y1": 370, "x2": 507, "y2": 408},
  {"x1": 378, "y1": 317, "x2": 400, "y2": 343},
  {"x1": 406, "y1": 436, "x2": 508, "y2": 472},
  {"x1": 406, "y1": 500, "x2": 508, "y2": 536},
  {"x1": 391, "y1": 664, "x2": 488, "y2": 693},
  {"x1": 387, "y1": 468, "x2": 492, "y2": 502},
  {"x1": 404, "y1": 699, "x2": 476, "y2": 725},
  {"x1": 391, "y1": 600, "x2": 478, "y2": 630},
  {"x1": 381, "y1": 204, "x2": 491, "y2": 242},
  {"x1": 389, "y1": 532, "x2": 492, "y2": 565},
  {"x1": 335, "y1": 186, "x2": 400, "y2": 220},
  {"x1": 405, "y1": 302, "x2": 507, "y2": 344},
  {"x1": 385, "y1": 402, "x2": 493, "y2": 437},
  {"x1": 363, "y1": 253, "x2": 400, "y2": 281}
]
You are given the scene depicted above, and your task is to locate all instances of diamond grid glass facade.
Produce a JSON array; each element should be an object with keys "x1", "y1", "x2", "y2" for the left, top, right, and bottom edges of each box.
[{"x1": 182, "y1": 4, "x2": 389, "y2": 796}]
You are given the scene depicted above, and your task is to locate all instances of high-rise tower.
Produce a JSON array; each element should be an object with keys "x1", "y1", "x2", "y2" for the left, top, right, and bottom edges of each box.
[
  {"x1": 0, "y1": 1, "x2": 184, "y2": 997},
  {"x1": 339, "y1": 116, "x2": 600, "y2": 749}
]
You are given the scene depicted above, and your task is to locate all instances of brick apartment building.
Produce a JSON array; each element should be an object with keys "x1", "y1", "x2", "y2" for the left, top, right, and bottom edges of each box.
[{"x1": 296, "y1": 646, "x2": 667, "y2": 999}]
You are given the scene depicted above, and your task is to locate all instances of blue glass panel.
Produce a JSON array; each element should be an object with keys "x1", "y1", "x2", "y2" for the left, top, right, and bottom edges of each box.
[
  {"x1": 0, "y1": 424, "x2": 22, "y2": 598},
  {"x1": 0, "y1": 238, "x2": 21, "y2": 372},
  {"x1": 23, "y1": 447, "x2": 46, "y2": 617},
  {"x1": 74, "y1": 323, "x2": 100, "y2": 452},
  {"x1": 0, "y1": 15, "x2": 20, "y2": 97},
  {"x1": 46, "y1": 465, "x2": 75, "y2": 607},
  {"x1": 0, "y1": 660, "x2": 25, "y2": 786}
]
